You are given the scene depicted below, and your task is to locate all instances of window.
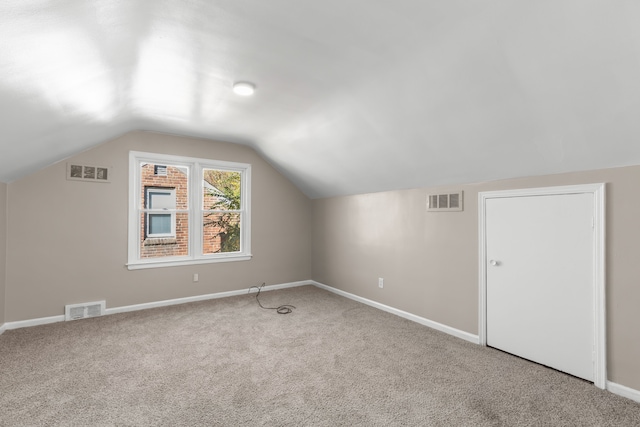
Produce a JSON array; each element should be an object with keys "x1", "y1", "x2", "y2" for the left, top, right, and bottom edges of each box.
[
  {"x1": 145, "y1": 188, "x2": 176, "y2": 237},
  {"x1": 128, "y1": 151, "x2": 251, "y2": 270}
]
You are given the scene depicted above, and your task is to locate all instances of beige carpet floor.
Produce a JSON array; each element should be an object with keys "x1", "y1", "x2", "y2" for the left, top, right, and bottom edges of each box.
[{"x1": 1, "y1": 285, "x2": 639, "y2": 426}]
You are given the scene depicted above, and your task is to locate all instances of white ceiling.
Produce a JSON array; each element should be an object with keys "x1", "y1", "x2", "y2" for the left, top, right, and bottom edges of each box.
[{"x1": 2, "y1": 0, "x2": 640, "y2": 198}]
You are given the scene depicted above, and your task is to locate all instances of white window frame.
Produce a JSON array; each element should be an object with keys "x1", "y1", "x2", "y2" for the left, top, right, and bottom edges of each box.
[{"x1": 128, "y1": 151, "x2": 252, "y2": 270}]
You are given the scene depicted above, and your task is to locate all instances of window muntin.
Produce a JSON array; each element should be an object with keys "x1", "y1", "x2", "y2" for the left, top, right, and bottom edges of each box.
[{"x1": 128, "y1": 152, "x2": 251, "y2": 269}]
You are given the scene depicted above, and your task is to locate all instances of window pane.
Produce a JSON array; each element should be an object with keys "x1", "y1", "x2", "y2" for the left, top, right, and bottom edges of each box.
[
  {"x1": 140, "y1": 212, "x2": 190, "y2": 259},
  {"x1": 202, "y1": 212, "x2": 241, "y2": 254},
  {"x1": 149, "y1": 213, "x2": 171, "y2": 235},
  {"x1": 148, "y1": 191, "x2": 175, "y2": 209},
  {"x1": 203, "y1": 169, "x2": 241, "y2": 210}
]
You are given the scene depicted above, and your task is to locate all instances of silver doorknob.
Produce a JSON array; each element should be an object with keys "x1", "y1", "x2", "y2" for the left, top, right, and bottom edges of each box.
[{"x1": 490, "y1": 260, "x2": 499, "y2": 266}]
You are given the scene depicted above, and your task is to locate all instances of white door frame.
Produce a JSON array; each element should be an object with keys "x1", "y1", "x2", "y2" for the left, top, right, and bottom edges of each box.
[{"x1": 478, "y1": 183, "x2": 606, "y2": 389}]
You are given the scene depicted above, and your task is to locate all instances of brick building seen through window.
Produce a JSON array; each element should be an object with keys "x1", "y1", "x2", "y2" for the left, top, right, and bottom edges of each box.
[{"x1": 139, "y1": 163, "x2": 236, "y2": 258}]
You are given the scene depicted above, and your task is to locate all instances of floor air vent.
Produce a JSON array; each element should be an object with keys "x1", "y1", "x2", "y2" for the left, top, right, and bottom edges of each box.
[{"x1": 65, "y1": 301, "x2": 106, "y2": 321}]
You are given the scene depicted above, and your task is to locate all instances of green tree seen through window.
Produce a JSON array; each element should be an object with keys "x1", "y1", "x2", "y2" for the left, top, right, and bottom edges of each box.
[{"x1": 203, "y1": 169, "x2": 241, "y2": 253}]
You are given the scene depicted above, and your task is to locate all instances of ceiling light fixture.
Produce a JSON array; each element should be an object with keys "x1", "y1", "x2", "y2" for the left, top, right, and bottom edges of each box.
[{"x1": 233, "y1": 81, "x2": 255, "y2": 96}]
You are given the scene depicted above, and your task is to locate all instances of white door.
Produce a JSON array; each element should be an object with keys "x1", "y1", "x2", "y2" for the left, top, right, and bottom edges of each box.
[{"x1": 485, "y1": 193, "x2": 594, "y2": 381}]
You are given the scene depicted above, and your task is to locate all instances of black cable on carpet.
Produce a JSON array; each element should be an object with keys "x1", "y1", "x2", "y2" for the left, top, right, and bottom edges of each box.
[{"x1": 248, "y1": 282, "x2": 296, "y2": 314}]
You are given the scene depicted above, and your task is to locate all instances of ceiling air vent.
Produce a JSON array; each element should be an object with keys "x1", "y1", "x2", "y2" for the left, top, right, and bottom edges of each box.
[
  {"x1": 427, "y1": 191, "x2": 463, "y2": 212},
  {"x1": 65, "y1": 301, "x2": 106, "y2": 321}
]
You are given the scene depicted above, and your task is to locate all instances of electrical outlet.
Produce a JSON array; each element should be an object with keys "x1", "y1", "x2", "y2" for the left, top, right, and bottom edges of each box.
[
  {"x1": 193, "y1": 273, "x2": 199, "y2": 282},
  {"x1": 378, "y1": 277, "x2": 384, "y2": 289}
]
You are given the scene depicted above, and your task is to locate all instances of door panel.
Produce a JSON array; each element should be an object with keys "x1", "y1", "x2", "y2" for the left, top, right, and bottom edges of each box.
[{"x1": 486, "y1": 193, "x2": 594, "y2": 381}]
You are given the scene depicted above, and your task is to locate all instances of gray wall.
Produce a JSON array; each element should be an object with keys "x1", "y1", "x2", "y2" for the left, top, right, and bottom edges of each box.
[
  {"x1": 5, "y1": 131, "x2": 312, "y2": 321},
  {"x1": 312, "y1": 165, "x2": 640, "y2": 392},
  {"x1": 0, "y1": 182, "x2": 6, "y2": 325}
]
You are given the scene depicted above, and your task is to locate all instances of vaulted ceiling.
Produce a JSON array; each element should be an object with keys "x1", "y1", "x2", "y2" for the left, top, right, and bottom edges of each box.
[{"x1": 2, "y1": 1, "x2": 640, "y2": 198}]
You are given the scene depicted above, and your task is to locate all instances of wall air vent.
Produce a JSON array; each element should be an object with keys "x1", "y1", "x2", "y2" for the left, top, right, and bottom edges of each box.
[
  {"x1": 154, "y1": 165, "x2": 168, "y2": 176},
  {"x1": 427, "y1": 191, "x2": 463, "y2": 212},
  {"x1": 67, "y1": 163, "x2": 110, "y2": 183},
  {"x1": 65, "y1": 301, "x2": 106, "y2": 321}
]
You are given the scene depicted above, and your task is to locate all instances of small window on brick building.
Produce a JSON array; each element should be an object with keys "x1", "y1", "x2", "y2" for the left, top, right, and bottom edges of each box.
[{"x1": 145, "y1": 188, "x2": 176, "y2": 237}]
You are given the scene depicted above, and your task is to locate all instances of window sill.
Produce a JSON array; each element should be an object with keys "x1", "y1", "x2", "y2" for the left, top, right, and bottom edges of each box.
[
  {"x1": 126, "y1": 254, "x2": 252, "y2": 270},
  {"x1": 143, "y1": 237, "x2": 177, "y2": 246}
]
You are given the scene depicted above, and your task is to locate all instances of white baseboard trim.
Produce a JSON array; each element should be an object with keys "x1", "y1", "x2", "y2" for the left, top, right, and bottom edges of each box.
[
  {"x1": 0, "y1": 323, "x2": 6, "y2": 335},
  {"x1": 608, "y1": 381, "x2": 640, "y2": 403},
  {"x1": 1, "y1": 280, "x2": 313, "y2": 331},
  {"x1": 3, "y1": 315, "x2": 65, "y2": 331},
  {"x1": 310, "y1": 281, "x2": 480, "y2": 344},
  {"x1": 106, "y1": 280, "x2": 310, "y2": 316}
]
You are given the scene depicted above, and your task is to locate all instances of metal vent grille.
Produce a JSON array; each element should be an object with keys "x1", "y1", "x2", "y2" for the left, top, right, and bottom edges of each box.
[
  {"x1": 427, "y1": 191, "x2": 463, "y2": 212},
  {"x1": 66, "y1": 163, "x2": 110, "y2": 182},
  {"x1": 65, "y1": 301, "x2": 106, "y2": 321},
  {"x1": 154, "y1": 165, "x2": 168, "y2": 176}
]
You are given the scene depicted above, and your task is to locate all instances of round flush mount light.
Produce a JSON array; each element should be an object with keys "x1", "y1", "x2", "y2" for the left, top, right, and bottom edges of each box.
[{"x1": 233, "y1": 81, "x2": 255, "y2": 96}]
